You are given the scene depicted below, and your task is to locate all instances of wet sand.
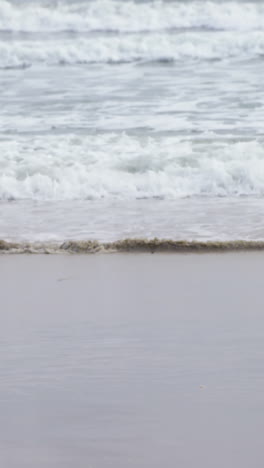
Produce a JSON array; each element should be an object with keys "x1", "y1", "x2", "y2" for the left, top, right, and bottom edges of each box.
[{"x1": 1, "y1": 253, "x2": 264, "y2": 468}]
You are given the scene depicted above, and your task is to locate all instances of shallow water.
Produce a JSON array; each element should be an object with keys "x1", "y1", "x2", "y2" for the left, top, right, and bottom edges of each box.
[
  {"x1": 2, "y1": 197, "x2": 264, "y2": 242},
  {"x1": 1, "y1": 253, "x2": 264, "y2": 467},
  {"x1": 1, "y1": 0, "x2": 264, "y2": 241}
]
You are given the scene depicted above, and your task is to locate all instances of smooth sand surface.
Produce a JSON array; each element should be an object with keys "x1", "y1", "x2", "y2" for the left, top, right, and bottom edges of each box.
[{"x1": 1, "y1": 253, "x2": 264, "y2": 468}]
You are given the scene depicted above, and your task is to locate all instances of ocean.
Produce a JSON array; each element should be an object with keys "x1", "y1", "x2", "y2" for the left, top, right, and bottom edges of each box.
[{"x1": 1, "y1": 0, "x2": 264, "y2": 243}]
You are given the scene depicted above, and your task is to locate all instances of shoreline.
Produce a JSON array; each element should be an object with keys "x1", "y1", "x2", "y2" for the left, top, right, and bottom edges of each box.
[{"x1": 2, "y1": 238, "x2": 264, "y2": 254}]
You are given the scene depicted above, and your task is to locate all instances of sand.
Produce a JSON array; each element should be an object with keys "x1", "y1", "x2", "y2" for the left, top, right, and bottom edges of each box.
[{"x1": 1, "y1": 252, "x2": 264, "y2": 468}]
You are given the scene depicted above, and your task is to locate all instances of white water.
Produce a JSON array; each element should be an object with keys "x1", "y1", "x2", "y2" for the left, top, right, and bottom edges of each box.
[
  {"x1": 2, "y1": 0, "x2": 264, "y2": 68},
  {"x1": 2, "y1": 31, "x2": 264, "y2": 68},
  {"x1": 1, "y1": 135, "x2": 264, "y2": 200},
  {"x1": 1, "y1": 0, "x2": 264, "y2": 241},
  {"x1": 1, "y1": 0, "x2": 264, "y2": 33}
]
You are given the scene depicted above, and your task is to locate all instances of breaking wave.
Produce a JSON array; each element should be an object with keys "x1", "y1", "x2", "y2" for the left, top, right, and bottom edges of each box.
[
  {"x1": 1, "y1": 0, "x2": 264, "y2": 33},
  {"x1": 1, "y1": 135, "x2": 264, "y2": 201},
  {"x1": 2, "y1": 31, "x2": 264, "y2": 67},
  {"x1": 2, "y1": 0, "x2": 264, "y2": 66}
]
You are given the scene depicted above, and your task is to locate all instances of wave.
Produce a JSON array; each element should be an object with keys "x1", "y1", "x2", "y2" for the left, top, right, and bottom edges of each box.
[
  {"x1": 1, "y1": 238, "x2": 264, "y2": 254},
  {"x1": 2, "y1": 0, "x2": 264, "y2": 67},
  {"x1": 1, "y1": 135, "x2": 264, "y2": 201},
  {"x1": 1, "y1": 0, "x2": 264, "y2": 34},
  {"x1": 2, "y1": 30, "x2": 264, "y2": 67}
]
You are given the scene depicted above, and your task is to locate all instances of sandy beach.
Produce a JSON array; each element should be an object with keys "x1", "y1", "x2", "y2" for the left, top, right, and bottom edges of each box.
[
  {"x1": 1, "y1": 252, "x2": 264, "y2": 468},
  {"x1": 3, "y1": 0, "x2": 264, "y2": 466}
]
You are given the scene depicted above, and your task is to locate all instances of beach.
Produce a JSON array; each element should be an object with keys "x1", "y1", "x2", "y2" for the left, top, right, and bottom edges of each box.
[
  {"x1": 1, "y1": 252, "x2": 264, "y2": 468},
  {"x1": 2, "y1": 0, "x2": 264, "y2": 466}
]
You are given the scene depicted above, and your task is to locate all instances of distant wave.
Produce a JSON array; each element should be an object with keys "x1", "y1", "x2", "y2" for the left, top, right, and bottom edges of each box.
[
  {"x1": 2, "y1": 0, "x2": 264, "y2": 67},
  {"x1": 1, "y1": 0, "x2": 264, "y2": 33},
  {"x1": 1, "y1": 135, "x2": 264, "y2": 201},
  {"x1": 1, "y1": 30, "x2": 264, "y2": 68},
  {"x1": 1, "y1": 238, "x2": 264, "y2": 254}
]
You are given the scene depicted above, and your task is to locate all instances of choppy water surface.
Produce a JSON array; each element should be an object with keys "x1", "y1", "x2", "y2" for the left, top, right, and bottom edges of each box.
[{"x1": 1, "y1": 0, "x2": 264, "y2": 241}]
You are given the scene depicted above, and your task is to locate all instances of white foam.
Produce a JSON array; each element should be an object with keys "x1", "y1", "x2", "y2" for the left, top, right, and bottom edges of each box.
[
  {"x1": 1, "y1": 0, "x2": 264, "y2": 33},
  {"x1": 2, "y1": 0, "x2": 264, "y2": 67},
  {"x1": 1, "y1": 30, "x2": 264, "y2": 68},
  {"x1": 1, "y1": 134, "x2": 264, "y2": 200}
]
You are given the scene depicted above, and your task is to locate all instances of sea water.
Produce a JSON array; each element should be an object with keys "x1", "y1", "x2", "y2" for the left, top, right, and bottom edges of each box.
[{"x1": 1, "y1": 0, "x2": 264, "y2": 241}]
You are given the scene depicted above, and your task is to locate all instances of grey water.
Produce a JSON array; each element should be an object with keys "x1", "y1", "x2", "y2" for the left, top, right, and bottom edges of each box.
[
  {"x1": 1, "y1": 253, "x2": 264, "y2": 467},
  {"x1": 1, "y1": 0, "x2": 264, "y2": 241}
]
